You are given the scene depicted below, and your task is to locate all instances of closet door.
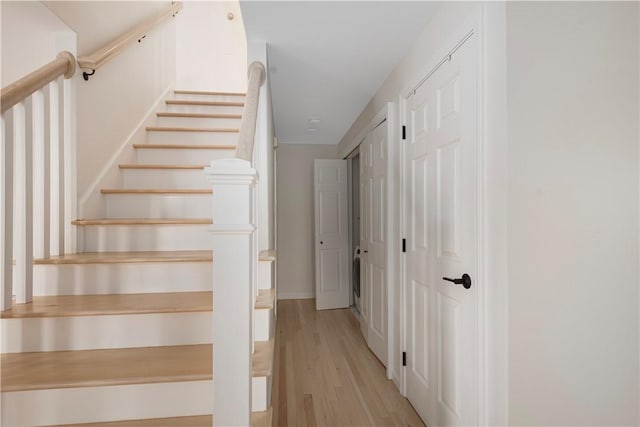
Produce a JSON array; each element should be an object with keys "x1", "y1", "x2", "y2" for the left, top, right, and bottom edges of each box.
[
  {"x1": 404, "y1": 35, "x2": 479, "y2": 426},
  {"x1": 359, "y1": 135, "x2": 372, "y2": 340},
  {"x1": 359, "y1": 117, "x2": 390, "y2": 369},
  {"x1": 365, "y1": 119, "x2": 389, "y2": 367}
]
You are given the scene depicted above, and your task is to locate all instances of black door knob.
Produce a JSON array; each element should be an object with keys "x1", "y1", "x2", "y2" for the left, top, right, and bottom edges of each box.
[
  {"x1": 442, "y1": 274, "x2": 472, "y2": 289},
  {"x1": 320, "y1": 241, "x2": 324, "y2": 245}
]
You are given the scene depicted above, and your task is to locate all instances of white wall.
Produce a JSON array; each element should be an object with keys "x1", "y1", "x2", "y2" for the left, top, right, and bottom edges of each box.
[
  {"x1": 43, "y1": 2, "x2": 177, "y2": 217},
  {"x1": 1, "y1": 1, "x2": 76, "y2": 87},
  {"x1": 506, "y1": 2, "x2": 639, "y2": 425},
  {"x1": 277, "y1": 144, "x2": 338, "y2": 299},
  {"x1": 176, "y1": 1, "x2": 247, "y2": 92}
]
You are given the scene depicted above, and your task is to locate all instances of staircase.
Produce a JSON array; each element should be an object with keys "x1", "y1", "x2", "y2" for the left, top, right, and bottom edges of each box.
[{"x1": 0, "y1": 90, "x2": 275, "y2": 426}]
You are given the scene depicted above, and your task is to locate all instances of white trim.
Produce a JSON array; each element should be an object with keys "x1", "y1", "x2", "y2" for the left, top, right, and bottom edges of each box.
[
  {"x1": 277, "y1": 291, "x2": 314, "y2": 300},
  {"x1": 78, "y1": 84, "x2": 173, "y2": 218}
]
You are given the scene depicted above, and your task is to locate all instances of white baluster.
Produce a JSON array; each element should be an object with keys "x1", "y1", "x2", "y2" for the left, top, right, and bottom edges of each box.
[
  {"x1": 62, "y1": 76, "x2": 76, "y2": 254},
  {"x1": 31, "y1": 90, "x2": 47, "y2": 259},
  {"x1": 13, "y1": 101, "x2": 33, "y2": 304},
  {"x1": 47, "y1": 80, "x2": 62, "y2": 256},
  {"x1": 205, "y1": 158, "x2": 257, "y2": 427},
  {"x1": 1, "y1": 113, "x2": 14, "y2": 310}
]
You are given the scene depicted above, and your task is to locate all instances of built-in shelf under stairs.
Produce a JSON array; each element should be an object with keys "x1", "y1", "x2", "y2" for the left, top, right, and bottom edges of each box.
[{"x1": 0, "y1": 91, "x2": 276, "y2": 426}]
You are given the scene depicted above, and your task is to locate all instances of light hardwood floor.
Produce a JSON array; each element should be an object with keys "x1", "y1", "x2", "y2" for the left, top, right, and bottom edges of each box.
[{"x1": 271, "y1": 299, "x2": 425, "y2": 427}]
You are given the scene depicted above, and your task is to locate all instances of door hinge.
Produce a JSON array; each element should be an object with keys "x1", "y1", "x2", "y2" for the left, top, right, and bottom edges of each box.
[
  {"x1": 402, "y1": 125, "x2": 406, "y2": 140},
  {"x1": 402, "y1": 238, "x2": 406, "y2": 253},
  {"x1": 402, "y1": 351, "x2": 407, "y2": 366}
]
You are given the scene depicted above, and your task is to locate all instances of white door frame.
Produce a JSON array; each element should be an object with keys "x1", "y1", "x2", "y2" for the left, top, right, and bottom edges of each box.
[{"x1": 398, "y1": 18, "x2": 489, "y2": 425}]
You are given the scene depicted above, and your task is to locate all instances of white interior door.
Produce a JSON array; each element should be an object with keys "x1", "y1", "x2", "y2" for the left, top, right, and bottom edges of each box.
[
  {"x1": 360, "y1": 119, "x2": 390, "y2": 367},
  {"x1": 314, "y1": 159, "x2": 349, "y2": 310},
  {"x1": 404, "y1": 35, "x2": 478, "y2": 426}
]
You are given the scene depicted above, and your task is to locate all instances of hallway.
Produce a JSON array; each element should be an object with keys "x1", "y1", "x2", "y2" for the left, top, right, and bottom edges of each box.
[{"x1": 271, "y1": 300, "x2": 425, "y2": 427}]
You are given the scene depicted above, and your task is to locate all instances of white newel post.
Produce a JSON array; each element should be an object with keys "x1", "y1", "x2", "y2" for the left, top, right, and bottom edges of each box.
[{"x1": 205, "y1": 158, "x2": 257, "y2": 426}]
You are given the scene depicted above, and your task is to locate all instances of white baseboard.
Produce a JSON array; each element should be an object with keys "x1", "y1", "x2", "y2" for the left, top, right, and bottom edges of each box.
[
  {"x1": 78, "y1": 84, "x2": 174, "y2": 219},
  {"x1": 277, "y1": 291, "x2": 314, "y2": 300}
]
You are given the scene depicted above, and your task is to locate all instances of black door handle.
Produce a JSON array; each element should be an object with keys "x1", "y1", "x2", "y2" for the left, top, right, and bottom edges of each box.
[
  {"x1": 320, "y1": 241, "x2": 323, "y2": 245},
  {"x1": 363, "y1": 250, "x2": 368, "y2": 253},
  {"x1": 442, "y1": 274, "x2": 472, "y2": 289}
]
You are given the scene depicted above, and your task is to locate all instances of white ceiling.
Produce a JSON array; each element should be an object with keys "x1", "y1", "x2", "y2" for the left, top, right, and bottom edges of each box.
[{"x1": 240, "y1": 1, "x2": 440, "y2": 145}]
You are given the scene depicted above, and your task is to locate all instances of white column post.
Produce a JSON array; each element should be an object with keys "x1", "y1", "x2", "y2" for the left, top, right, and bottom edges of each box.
[{"x1": 204, "y1": 158, "x2": 257, "y2": 426}]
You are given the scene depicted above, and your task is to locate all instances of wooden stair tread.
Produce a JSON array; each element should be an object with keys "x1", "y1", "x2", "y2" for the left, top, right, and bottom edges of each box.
[
  {"x1": 174, "y1": 90, "x2": 246, "y2": 97},
  {"x1": 258, "y1": 250, "x2": 276, "y2": 262},
  {"x1": 35, "y1": 250, "x2": 276, "y2": 264},
  {"x1": 72, "y1": 218, "x2": 212, "y2": 226},
  {"x1": 133, "y1": 143, "x2": 235, "y2": 150},
  {"x1": 157, "y1": 112, "x2": 242, "y2": 119},
  {"x1": 1, "y1": 292, "x2": 212, "y2": 319},
  {"x1": 165, "y1": 100, "x2": 244, "y2": 107},
  {"x1": 1, "y1": 341, "x2": 273, "y2": 391},
  {"x1": 146, "y1": 126, "x2": 239, "y2": 133},
  {"x1": 101, "y1": 188, "x2": 212, "y2": 194},
  {"x1": 52, "y1": 415, "x2": 213, "y2": 427},
  {"x1": 255, "y1": 289, "x2": 275, "y2": 310},
  {"x1": 252, "y1": 340, "x2": 274, "y2": 378},
  {"x1": 35, "y1": 250, "x2": 214, "y2": 265},
  {"x1": 119, "y1": 164, "x2": 206, "y2": 169},
  {"x1": 51, "y1": 409, "x2": 272, "y2": 427}
]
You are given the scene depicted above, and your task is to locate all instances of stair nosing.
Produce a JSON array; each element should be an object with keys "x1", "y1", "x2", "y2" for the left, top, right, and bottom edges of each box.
[
  {"x1": 101, "y1": 189, "x2": 212, "y2": 195},
  {"x1": 35, "y1": 250, "x2": 213, "y2": 265},
  {"x1": 174, "y1": 90, "x2": 246, "y2": 97},
  {"x1": 165, "y1": 100, "x2": 244, "y2": 107},
  {"x1": 71, "y1": 219, "x2": 212, "y2": 226},
  {"x1": 133, "y1": 143, "x2": 235, "y2": 150},
  {"x1": 157, "y1": 112, "x2": 242, "y2": 119},
  {"x1": 119, "y1": 164, "x2": 207, "y2": 170},
  {"x1": 145, "y1": 126, "x2": 239, "y2": 133},
  {"x1": 0, "y1": 291, "x2": 213, "y2": 319}
]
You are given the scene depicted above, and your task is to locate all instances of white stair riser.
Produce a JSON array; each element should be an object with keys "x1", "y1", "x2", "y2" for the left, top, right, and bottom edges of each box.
[
  {"x1": 148, "y1": 130, "x2": 238, "y2": 146},
  {"x1": 122, "y1": 168, "x2": 208, "y2": 189},
  {"x1": 2, "y1": 307, "x2": 271, "y2": 353},
  {"x1": 1, "y1": 312, "x2": 212, "y2": 353},
  {"x1": 136, "y1": 147, "x2": 235, "y2": 164},
  {"x1": 252, "y1": 376, "x2": 271, "y2": 412},
  {"x1": 2, "y1": 377, "x2": 269, "y2": 425},
  {"x1": 157, "y1": 115, "x2": 241, "y2": 128},
  {"x1": 258, "y1": 261, "x2": 274, "y2": 290},
  {"x1": 80, "y1": 224, "x2": 211, "y2": 252},
  {"x1": 105, "y1": 194, "x2": 211, "y2": 218},
  {"x1": 172, "y1": 93, "x2": 246, "y2": 103},
  {"x1": 34, "y1": 262, "x2": 212, "y2": 295},
  {"x1": 255, "y1": 308, "x2": 273, "y2": 342},
  {"x1": 165, "y1": 104, "x2": 244, "y2": 115}
]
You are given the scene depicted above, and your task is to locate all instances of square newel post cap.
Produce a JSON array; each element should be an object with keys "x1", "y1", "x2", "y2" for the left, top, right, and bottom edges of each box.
[{"x1": 204, "y1": 158, "x2": 257, "y2": 185}]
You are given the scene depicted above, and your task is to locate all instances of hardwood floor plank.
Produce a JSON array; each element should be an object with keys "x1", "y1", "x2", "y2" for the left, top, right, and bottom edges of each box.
[{"x1": 271, "y1": 299, "x2": 426, "y2": 427}]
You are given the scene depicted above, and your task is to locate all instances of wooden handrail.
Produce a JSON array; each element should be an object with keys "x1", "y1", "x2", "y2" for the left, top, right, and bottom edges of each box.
[
  {"x1": 77, "y1": 2, "x2": 182, "y2": 76},
  {"x1": 1, "y1": 51, "x2": 75, "y2": 114},
  {"x1": 235, "y1": 62, "x2": 266, "y2": 162}
]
